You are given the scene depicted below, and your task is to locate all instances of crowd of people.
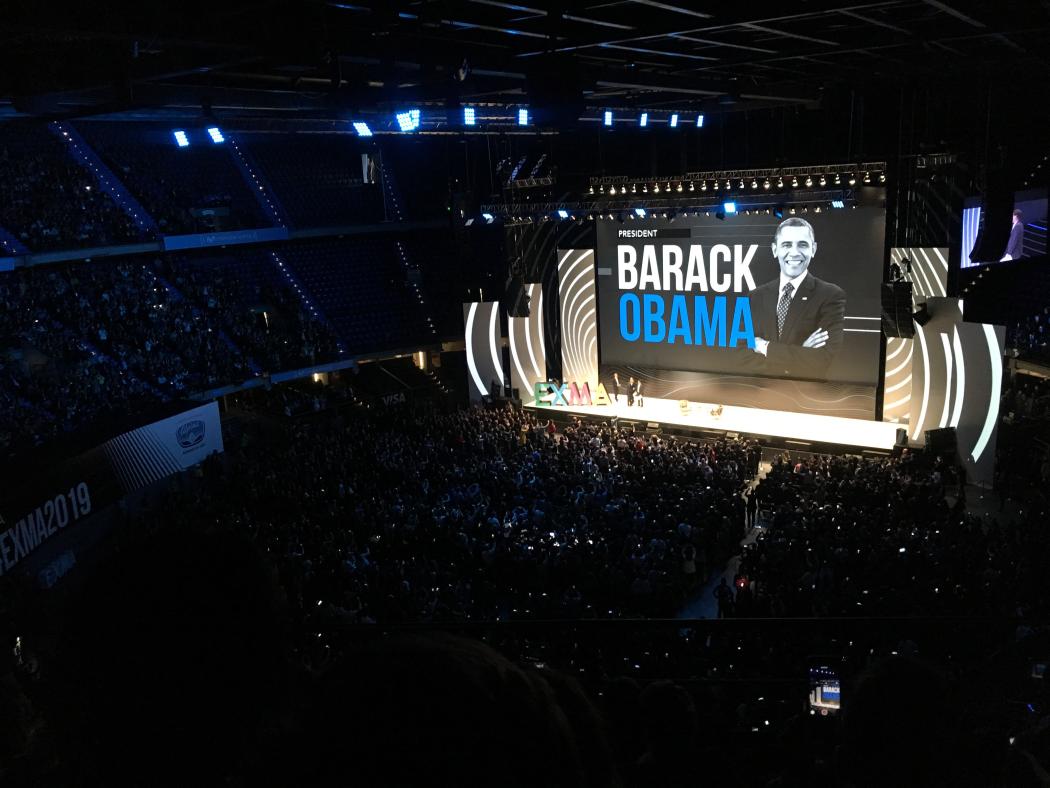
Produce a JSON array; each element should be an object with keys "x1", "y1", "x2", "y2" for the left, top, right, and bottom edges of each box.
[
  {"x1": 7, "y1": 398, "x2": 1050, "y2": 785},
  {"x1": 137, "y1": 403, "x2": 756, "y2": 625},
  {"x1": 1008, "y1": 305, "x2": 1050, "y2": 363},
  {"x1": 0, "y1": 131, "x2": 148, "y2": 251},
  {"x1": 0, "y1": 254, "x2": 343, "y2": 456},
  {"x1": 737, "y1": 451, "x2": 1050, "y2": 619}
]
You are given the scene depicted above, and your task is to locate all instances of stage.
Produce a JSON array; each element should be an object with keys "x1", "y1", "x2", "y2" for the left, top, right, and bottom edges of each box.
[{"x1": 524, "y1": 396, "x2": 901, "y2": 452}]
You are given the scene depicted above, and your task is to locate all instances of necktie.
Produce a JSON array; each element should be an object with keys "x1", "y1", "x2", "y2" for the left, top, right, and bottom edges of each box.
[{"x1": 776, "y1": 282, "x2": 794, "y2": 337}]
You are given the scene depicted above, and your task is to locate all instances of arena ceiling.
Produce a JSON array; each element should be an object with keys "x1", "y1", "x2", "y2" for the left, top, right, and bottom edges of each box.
[{"x1": 1, "y1": 1, "x2": 1048, "y2": 123}]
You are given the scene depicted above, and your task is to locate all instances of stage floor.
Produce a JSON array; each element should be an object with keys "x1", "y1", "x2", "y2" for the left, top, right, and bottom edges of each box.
[{"x1": 524, "y1": 396, "x2": 900, "y2": 451}]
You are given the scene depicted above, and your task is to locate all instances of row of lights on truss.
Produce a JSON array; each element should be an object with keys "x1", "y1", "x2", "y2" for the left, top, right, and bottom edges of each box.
[
  {"x1": 171, "y1": 127, "x2": 225, "y2": 147},
  {"x1": 485, "y1": 201, "x2": 852, "y2": 224},
  {"x1": 590, "y1": 172, "x2": 885, "y2": 196},
  {"x1": 603, "y1": 111, "x2": 704, "y2": 128}
]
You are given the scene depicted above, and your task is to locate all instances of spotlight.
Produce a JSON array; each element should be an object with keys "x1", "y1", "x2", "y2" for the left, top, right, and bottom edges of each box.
[
  {"x1": 640, "y1": 112, "x2": 648, "y2": 127},
  {"x1": 665, "y1": 182, "x2": 671, "y2": 192},
  {"x1": 173, "y1": 130, "x2": 190, "y2": 147},
  {"x1": 396, "y1": 109, "x2": 421, "y2": 131},
  {"x1": 676, "y1": 182, "x2": 683, "y2": 192},
  {"x1": 604, "y1": 110, "x2": 613, "y2": 126},
  {"x1": 206, "y1": 127, "x2": 224, "y2": 143},
  {"x1": 848, "y1": 174, "x2": 857, "y2": 186},
  {"x1": 696, "y1": 114, "x2": 704, "y2": 127},
  {"x1": 791, "y1": 177, "x2": 799, "y2": 187},
  {"x1": 864, "y1": 171, "x2": 871, "y2": 183},
  {"x1": 589, "y1": 185, "x2": 594, "y2": 194},
  {"x1": 609, "y1": 185, "x2": 617, "y2": 195},
  {"x1": 642, "y1": 183, "x2": 648, "y2": 193},
  {"x1": 688, "y1": 181, "x2": 695, "y2": 192},
  {"x1": 879, "y1": 173, "x2": 886, "y2": 183},
  {"x1": 634, "y1": 208, "x2": 647, "y2": 217},
  {"x1": 763, "y1": 179, "x2": 770, "y2": 189},
  {"x1": 777, "y1": 177, "x2": 784, "y2": 188},
  {"x1": 518, "y1": 108, "x2": 529, "y2": 126},
  {"x1": 463, "y1": 106, "x2": 476, "y2": 126},
  {"x1": 831, "y1": 200, "x2": 845, "y2": 208},
  {"x1": 738, "y1": 179, "x2": 745, "y2": 189},
  {"x1": 789, "y1": 207, "x2": 796, "y2": 215},
  {"x1": 725, "y1": 180, "x2": 731, "y2": 189},
  {"x1": 670, "y1": 113, "x2": 679, "y2": 128},
  {"x1": 819, "y1": 175, "x2": 826, "y2": 186},
  {"x1": 352, "y1": 122, "x2": 373, "y2": 137},
  {"x1": 751, "y1": 179, "x2": 758, "y2": 189},
  {"x1": 723, "y1": 201, "x2": 737, "y2": 215},
  {"x1": 631, "y1": 183, "x2": 637, "y2": 193},
  {"x1": 653, "y1": 183, "x2": 660, "y2": 194},
  {"x1": 482, "y1": 212, "x2": 494, "y2": 223},
  {"x1": 814, "y1": 206, "x2": 822, "y2": 213},
  {"x1": 700, "y1": 181, "x2": 707, "y2": 191},
  {"x1": 557, "y1": 209, "x2": 569, "y2": 219},
  {"x1": 805, "y1": 175, "x2": 813, "y2": 187},
  {"x1": 599, "y1": 185, "x2": 605, "y2": 193}
]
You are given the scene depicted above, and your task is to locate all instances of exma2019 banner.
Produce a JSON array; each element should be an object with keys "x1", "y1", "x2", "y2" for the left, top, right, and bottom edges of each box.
[{"x1": 594, "y1": 207, "x2": 886, "y2": 385}]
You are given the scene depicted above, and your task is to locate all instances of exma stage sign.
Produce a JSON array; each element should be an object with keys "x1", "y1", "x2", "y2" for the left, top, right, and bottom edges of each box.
[{"x1": 533, "y1": 380, "x2": 612, "y2": 407}]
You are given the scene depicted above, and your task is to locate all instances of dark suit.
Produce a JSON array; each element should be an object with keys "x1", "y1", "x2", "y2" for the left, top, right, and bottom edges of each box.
[
  {"x1": 1005, "y1": 222, "x2": 1024, "y2": 260},
  {"x1": 748, "y1": 273, "x2": 846, "y2": 380}
]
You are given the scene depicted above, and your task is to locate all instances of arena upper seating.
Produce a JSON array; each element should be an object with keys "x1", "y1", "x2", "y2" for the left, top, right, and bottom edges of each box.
[
  {"x1": 0, "y1": 122, "x2": 148, "y2": 251},
  {"x1": 278, "y1": 237, "x2": 434, "y2": 354},
  {"x1": 74, "y1": 122, "x2": 271, "y2": 235},
  {"x1": 237, "y1": 133, "x2": 383, "y2": 228}
]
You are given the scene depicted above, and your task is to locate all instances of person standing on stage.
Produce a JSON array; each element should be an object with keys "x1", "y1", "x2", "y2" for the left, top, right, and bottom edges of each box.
[
  {"x1": 634, "y1": 378, "x2": 643, "y2": 408},
  {"x1": 612, "y1": 372, "x2": 621, "y2": 403},
  {"x1": 627, "y1": 376, "x2": 635, "y2": 407},
  {"x1": 1001, "y1": 209, "x2": 1025, "y2": 262}
]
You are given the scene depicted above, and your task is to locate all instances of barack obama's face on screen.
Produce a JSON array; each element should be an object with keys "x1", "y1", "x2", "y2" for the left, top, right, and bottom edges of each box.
[{"x1": 772, "y1": 222, "x2": 817, "y2": 279}]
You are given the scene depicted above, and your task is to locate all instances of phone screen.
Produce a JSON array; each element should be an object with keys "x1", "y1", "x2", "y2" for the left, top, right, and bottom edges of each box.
[{"x1": 809, "y1": 665, "x2": 841, "y2": 715}]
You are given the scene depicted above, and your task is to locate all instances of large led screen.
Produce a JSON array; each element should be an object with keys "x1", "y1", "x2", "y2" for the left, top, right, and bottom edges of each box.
[{"x1": 595, "y1": 206, "x2": 885, "y2": 384}]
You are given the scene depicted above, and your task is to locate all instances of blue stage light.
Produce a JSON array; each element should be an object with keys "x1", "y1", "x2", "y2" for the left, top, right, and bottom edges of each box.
[
  {"x1": 396, "y1": 109, "x2": 421, "y2": 132},
  {"x1": 723, "y1": 201, "x2": 737, "y2": 215},
  {"x1": 640, "y1": 112, "x2": 648, "y2": 127},
  {"x1": 696, "y1": 114, "x2": 705, "y2": 128},
  {"x1": 604, "y1": 110, "x2": 613, "y2": 126},
  {"x1": 173, "y1": 130, "x2": 190, "y2": 147},
  {"x1": 518, "y1": 108, "x2": 529, "y2": 126},
  {"x1": 634, "y1": 208, "x2": 646, "y2": 217},
  {"x1": 352, "y1": 122, "x2": 373, "y2": 137},
  {"x1": 669, "y1": 114, "x2": 678, "y2": 128},
  {"x1": 482, "y1": 213, "x2": 494, "y2": 223},
  {"x1": 206, "y1": 127, "x2": 224, "y2": 143},
  {"x1": 464, "y1": 107, "x2": 476, "y2": 126},
  {"x1": 831, "y1": 200, "x2": 845, "y2": 209},
  {"x1": 557, "y1": 209, "x2": 569, "y2": 219}
]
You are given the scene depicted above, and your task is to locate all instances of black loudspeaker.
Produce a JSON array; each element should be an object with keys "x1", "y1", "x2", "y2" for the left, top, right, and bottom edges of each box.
[
  {"x1": 505, "y1": 275, "x2": 530, "y2": 317},
  {"x1": 924, "y1": 427, "x2": 957, "y2": 456},
  {"x1": 913, "y1": 304, "x2": 932, "y2": 327},
  {"x1": 881, "y1": 282, "x2": 914, "y2": 338},
  {"x1": 895, "y1": 428, "x2": 908, "y2": 446}
]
